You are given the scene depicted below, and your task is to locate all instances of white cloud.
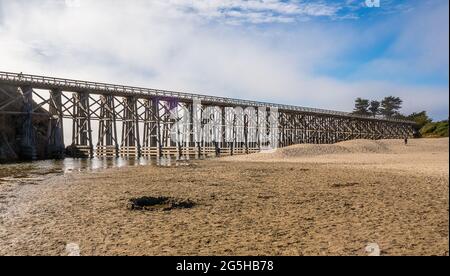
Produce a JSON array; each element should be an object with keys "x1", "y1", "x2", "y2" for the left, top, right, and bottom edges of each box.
[
  {"x1": 0, "y1": 0, "x2": 448, "y2": 120},
  {"x1": 159, "y1": 0, "x2": 342, "y2": 24}
]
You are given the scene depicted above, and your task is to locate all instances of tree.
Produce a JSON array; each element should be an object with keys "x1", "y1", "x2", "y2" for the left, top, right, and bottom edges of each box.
[
  {"x1": 368, "y1": 100, "x2": 380, "y2": 117},
  {"x1": 380, "y1": 96, "x2": 403, "y2": 118},
  {"x1": 406, "y1": 111, "x2": 432, "y2": 129},
  {"x1": 353, "y1": 98, "x2": 370, "y2": 116}
]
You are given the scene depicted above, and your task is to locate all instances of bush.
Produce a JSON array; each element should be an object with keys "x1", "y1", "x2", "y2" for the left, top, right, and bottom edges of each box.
[
  {"x1": 420, "y1": 123, "x2": 437, "y2": 135},
  {"x1": 435, "y1": 121, "x2": 449, "y2": 137},
  {"x1": 420, "y1": 120, "x2": 449, "y2": 137}
]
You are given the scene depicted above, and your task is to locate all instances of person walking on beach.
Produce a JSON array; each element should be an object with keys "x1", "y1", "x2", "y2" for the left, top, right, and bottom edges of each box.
[{"x1": 404, "y1": 136, "x2": 408, "y2": 145}]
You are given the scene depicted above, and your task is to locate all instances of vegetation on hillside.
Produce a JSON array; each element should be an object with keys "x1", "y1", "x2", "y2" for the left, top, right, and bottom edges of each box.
[
  {"x1": 420, "y1": 120, "x2": 449, "y2": 138},
  {"x1": 352, "y1": 96, "x2": 448, "y2": 138}
]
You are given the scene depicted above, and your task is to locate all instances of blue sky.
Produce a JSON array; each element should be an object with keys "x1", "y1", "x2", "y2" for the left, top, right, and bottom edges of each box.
[{"x1": 0, "y1": 0, "x2": 448, "y2": 120}]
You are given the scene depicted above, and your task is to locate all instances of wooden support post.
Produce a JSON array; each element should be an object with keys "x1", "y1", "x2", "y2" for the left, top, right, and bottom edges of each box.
[
  {"x1": 69, "y1": 92, "x2": 93, "y2": 157},
  {"x1": 48, "y1": 89, "x2": 65, "y2": 158},
  {"x1": 120, "y1": 97, "x2": 140, "y2": 158},
  {"x1": 19, "y1": 86, "x2": 37, "y2": 160},
  {"x1": 97, "y1": 95, "x2": 118, "y2": 157}
]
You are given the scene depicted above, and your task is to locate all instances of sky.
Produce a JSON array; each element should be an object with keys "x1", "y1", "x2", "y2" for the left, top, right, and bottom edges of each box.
[{"x1": 0, "y1": 0, "x2": 448, "y2": 120}]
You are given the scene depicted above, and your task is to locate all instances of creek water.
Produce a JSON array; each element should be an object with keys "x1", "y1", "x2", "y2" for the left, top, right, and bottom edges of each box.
[{"x1": 0, "y1": 157, "x2": 190, "y2": 181}]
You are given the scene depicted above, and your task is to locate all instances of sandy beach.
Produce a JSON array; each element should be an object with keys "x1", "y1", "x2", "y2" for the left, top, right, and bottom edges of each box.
[{"x1": 0, "y1": 138, "x2": 448, "y2": 256}]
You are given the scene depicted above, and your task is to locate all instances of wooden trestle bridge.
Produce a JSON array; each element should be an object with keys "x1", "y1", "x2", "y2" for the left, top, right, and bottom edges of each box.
[{"x1": 0, "y1": 71, "x2": 416, "y2": 159}]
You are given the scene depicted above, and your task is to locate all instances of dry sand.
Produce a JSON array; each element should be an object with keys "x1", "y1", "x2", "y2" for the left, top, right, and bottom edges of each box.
[
  {"x1": 0, "y1": 138, "x2": 448, "y2": 256},
  {"x1": 224, "y1": 138, "x2": 449, "y2": 178}
]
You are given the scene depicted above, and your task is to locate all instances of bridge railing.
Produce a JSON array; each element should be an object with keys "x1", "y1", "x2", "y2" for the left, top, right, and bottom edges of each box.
[{"x1": 0, "y1": 71, "x2": 416, "y2": 124}]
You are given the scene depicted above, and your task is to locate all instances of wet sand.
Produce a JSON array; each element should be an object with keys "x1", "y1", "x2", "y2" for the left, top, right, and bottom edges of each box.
[{"x1": 0, "y1": 139, "x2": 448, "y2": 256}]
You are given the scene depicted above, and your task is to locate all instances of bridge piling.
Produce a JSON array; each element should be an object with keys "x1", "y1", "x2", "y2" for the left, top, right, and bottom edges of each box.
[
  {"x1": 70, "y1": 92, "x2": 94, "y2": 158},
  {"x1": 19, "y1": 86, "x2": 37, "y2": 160},
  {"x1": 120, "y1": 97, "x2": 141, "y2": 158},
  {"x1": 47, "y1": 88, "x2": 65, "y2": 159},
  {"x1": 97, "y1": 95, "x2": 119, "y2": 157}
]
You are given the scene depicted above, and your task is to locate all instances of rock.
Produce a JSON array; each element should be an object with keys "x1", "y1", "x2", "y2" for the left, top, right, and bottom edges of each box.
[
  {"x1": 0, "y1": 84, "x2": 51, "y2": 162},
  {"x1": 0, "y1": 132, "x2": 18, "y2": 161}
]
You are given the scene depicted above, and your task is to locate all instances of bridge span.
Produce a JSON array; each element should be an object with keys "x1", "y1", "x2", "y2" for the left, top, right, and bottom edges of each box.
[{"x1": 0, "y1": 71, "x2": 416, "y2": 159}]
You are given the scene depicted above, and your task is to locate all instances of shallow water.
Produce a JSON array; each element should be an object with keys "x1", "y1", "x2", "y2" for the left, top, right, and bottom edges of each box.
[{"x1": 0, "y1": 157, "x2": 190, "y2": 181}]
